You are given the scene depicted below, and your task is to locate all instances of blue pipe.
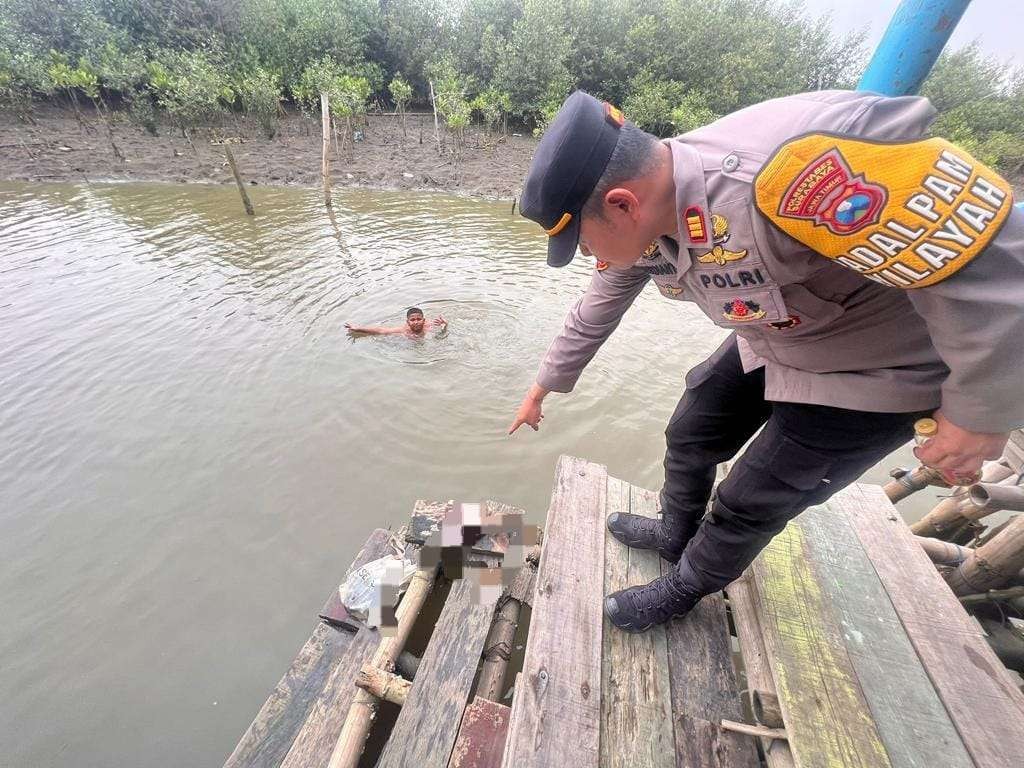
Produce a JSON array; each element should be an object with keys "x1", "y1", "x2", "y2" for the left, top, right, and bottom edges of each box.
[{"x1": 858, "y1": 0, "x2": 972, "y2": 96}]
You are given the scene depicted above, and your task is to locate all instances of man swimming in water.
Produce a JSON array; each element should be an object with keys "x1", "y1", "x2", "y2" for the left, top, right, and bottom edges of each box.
[{"x1": 345, "y1": 307, "x2": 447, "y2": 338}]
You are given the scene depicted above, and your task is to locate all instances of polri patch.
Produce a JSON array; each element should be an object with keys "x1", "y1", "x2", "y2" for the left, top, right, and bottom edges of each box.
[{"x1": 754, "y1": 134, "x2": 1014, "y2": 288}]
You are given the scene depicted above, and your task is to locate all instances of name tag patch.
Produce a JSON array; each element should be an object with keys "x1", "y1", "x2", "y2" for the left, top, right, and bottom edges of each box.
[
  {"x1": 699, "y1": 268, "x2": 767, "y2": 289},
  {"x1": 755, "y1": 134, "x2": 1013, "y2": 288}
]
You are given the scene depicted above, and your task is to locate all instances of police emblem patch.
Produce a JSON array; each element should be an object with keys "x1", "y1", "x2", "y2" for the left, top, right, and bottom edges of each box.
[
  {"x1": 722, "y1": 299, "x2": 765, "y2": 322},
  {"x1": 755, "y1": 134, "x2": 1014, "y2": 288},
  {"x1": 777, "y1": 148, "x2": 887, "y2": 235},
  {"x1": 697, "y1": 214, "x2": 749, "y2": 265}
]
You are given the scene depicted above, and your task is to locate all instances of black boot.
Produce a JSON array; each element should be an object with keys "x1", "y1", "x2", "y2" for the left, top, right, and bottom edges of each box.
[
  {"x1": 603, "y1": 569, "x2": 703, "y2": 633},
  {"x1": 606, "y1": 505, "x2": 690, "y2": 562}
]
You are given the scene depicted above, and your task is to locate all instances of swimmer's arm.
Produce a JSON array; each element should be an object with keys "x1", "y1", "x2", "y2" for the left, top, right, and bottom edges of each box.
[
  {"x1": 432, "y1": 315, "x2": 448, "y2": 331},
  {"x1": 345, "y1": 323, "x2": 405, "y2": 335}
]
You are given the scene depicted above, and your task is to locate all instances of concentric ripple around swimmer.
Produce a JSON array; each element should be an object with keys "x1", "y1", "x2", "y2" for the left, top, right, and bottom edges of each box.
[{"x1": 0, "y1": 181, "x2": 936, "y2": 768}]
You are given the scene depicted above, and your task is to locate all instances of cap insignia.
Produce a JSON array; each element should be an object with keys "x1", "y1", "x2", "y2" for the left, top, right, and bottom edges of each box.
[{"x1": 545, "y1": 212, "x2": 573, "y2": 237}]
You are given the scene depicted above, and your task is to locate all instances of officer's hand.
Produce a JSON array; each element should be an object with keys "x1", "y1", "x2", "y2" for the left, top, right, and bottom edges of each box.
[
  {"x1": 508, "y1": 394, "x2": 544, "y2": 434},
  {"x1": 913, "y1": 411, "x2": 1008, "y2": 482}
]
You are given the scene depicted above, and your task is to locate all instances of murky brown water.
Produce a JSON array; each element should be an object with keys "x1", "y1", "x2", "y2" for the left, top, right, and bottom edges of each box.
[{"x1": 0, "y1": 181, "x2": 941, "y2": 767}]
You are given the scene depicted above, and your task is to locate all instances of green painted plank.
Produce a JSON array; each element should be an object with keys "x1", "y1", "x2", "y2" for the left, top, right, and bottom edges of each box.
[
  {"x1": 799, "y1": 502, "x2": 973, "y2": 768},
  {"x1": 752, "y1": 522, "x2": 892, "y2": 768},
  {"x1": 845, "y1": 483, "x2": 1024, "y2": 768}
]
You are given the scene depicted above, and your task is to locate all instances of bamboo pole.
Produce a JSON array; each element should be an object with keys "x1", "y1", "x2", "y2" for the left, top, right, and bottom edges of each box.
[
  {"x1": 725, "y1": 575, "x2": 796, "y2": 768},
  {"x1": 959, "y1": 585, "x2": 1024, "y2": 606},
  {"x1": 915, "y1": 536, "x2": 972, "y2": 566},
  {"x1": 969, "y1": 483, "x2": 1024, "y2": 513},
  {"x1": 326, "y1": 566, "x2": 439, "y2": 768},
  {"x1": 883, "y1": 465, "x2": 946, "y2": 502},
  {"x1": 945, "y1": 514, "x2": 1024, "y2": 595},
  {"x1": 911, "y1": 461, "x2": 1016, "y2": 538},
  {"x1": 355, "y1": 664, "x2": 412, "y2": 706},
  {"x1": 223, "y1": 144, "x2": 255, "y2": 216},
  {"x1": 321, "y1": 92, "x2": 332, "y2": 207},
  {"x1": 720, "y1": 719, "x2": 788, "y2": 741}
]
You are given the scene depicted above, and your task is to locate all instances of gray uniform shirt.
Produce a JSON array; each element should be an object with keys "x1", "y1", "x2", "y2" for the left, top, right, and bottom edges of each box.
[{"x1": 536, "y1": 90, "x2": 1024, "y2": 433}]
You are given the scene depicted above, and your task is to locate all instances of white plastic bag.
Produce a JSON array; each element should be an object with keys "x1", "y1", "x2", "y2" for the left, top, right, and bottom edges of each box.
[{"x1": 339, "y1": 555, "x2": 417, "y2": 624}]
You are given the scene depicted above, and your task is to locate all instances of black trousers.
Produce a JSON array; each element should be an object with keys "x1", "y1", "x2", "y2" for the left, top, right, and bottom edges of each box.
[{"x1": 662, "y1": 335, "x2": 928, "y2": 595}]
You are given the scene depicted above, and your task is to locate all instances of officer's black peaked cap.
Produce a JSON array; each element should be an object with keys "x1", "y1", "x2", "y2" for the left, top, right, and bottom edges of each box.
[{"x1": 519, "y1": 90, "x2": 623, "y2": 267}]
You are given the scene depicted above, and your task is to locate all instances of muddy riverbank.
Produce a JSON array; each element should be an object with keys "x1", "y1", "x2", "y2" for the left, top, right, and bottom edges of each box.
[{"x1": 0, "y1": 106, "x2": 536, "y2": 198}]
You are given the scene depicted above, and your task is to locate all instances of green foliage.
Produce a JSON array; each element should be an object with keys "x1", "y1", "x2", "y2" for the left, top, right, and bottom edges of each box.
[
  {"x1": 234, "y1": 66, "x2": 282, "y2": 137},
  {"x1": 0, "y1": 0, "x2": 1019, "y2": 176},
  {"x1": 471, "y1": 87, "x2": 510, "y2": 133},
  {"x1": 922, "y1": 46, "x2": 1024, "y2": 175},
  {"x1": 428, "y1": 55, "x2": 473, "y2": 141},
  {"x1": 670, "y1": 92, "x2": 720, "y2": 135},
  {"x1": 622, "y1": 76, "x2": 686, "y2": 135},
  {"x1": 293, "y1": 56, "x2": 370, "y2": 120},
  {"x1": 147, "y1": 49, "x2": 231, "y2": 128},
  {"x1": 388, "y1": 73, "x2": 413, "y2": 112}
]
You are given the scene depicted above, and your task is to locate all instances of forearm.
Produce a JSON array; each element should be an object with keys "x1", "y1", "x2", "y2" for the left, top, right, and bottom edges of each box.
[{"x1": 537, "y1": 268, "x2": 649, "y2": 392}]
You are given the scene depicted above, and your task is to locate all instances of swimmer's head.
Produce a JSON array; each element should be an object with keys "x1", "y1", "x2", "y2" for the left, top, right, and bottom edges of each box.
[{"x1": 406, "y1": 307, "x2": 425, "y2": 333}]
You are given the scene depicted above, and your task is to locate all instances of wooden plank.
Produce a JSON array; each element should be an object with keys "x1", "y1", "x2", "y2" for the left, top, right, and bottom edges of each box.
[
  {"x1": 724, "y1": 576, "x2": 796, "y2": 768},
  {"x1": 376, "y1": 577, "x2": 494, "y2": 768},
  {"x1": 223, "y1": 528, "x2": 393, "y2": 768},
  {"x1": 844, "y1": 483, "x2": 1024, "y2": 767},
  {"x1": 798, "y1": 502, "x2": 974, "y2": 768},
  {"x1": 751, "y1": 521, "x2": 892, "y2": 768},
  {"x1": 599, "y1": 479, "x2": 675, "y2": 768},
  {"x1": 662, "y1": 494, "x2": 759, "y2": 767},
  {"x1": 278, "y1": 627, "x2": 379, "y2": 768},
  {"x1": 501, "y1": 455, "x2": 607, "y2": 768},
  {"x1": 448, "y1": 696, "x2": 512, "y2": 768}
]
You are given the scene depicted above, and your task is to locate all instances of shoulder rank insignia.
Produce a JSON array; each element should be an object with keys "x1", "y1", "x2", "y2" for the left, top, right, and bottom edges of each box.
[
  {"x1": 723, "y1": 298, "x2": 765, "y2": 322},
  {"x1": 697, "y1": 214, "x2": 749, "y2": 265},
  {"x1": 754, "y1": 134, "x2": 1013, "y2": 289}
]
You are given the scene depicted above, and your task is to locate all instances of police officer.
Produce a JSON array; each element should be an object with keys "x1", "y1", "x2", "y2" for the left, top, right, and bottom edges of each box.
[{"x1": 508, "y1": 90, "x2": 1024, "y2": 633}]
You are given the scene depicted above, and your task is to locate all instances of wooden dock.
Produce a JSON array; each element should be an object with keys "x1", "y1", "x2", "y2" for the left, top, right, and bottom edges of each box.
[{"x1": 225, "y1": 456, "x2": 1024, "y2": 768}]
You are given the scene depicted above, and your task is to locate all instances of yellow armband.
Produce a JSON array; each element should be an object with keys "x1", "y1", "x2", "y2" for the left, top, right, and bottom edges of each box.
[{"x1": 754, "y1": 133, "x2": 1014, "y2": 288}]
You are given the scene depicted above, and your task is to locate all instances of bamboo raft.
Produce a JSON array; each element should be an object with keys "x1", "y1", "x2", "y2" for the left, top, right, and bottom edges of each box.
[{"x1": 225, "y1": 447, "x2": 1024, "y2": 768}]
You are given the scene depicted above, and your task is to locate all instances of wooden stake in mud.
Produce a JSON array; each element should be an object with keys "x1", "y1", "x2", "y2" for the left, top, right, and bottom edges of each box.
[
  {"x1": 428, "y1": 80, "x2": 442, "y2": 155},
  {"x1": 321, "y1": 92, "x2": 332, "y2": 207},
  {"x1": 223, "y1": 144, "x2": 255, "y2": 216},
  {"x1": 327, "y1": 565, "x2": 439, "y2": 768}
]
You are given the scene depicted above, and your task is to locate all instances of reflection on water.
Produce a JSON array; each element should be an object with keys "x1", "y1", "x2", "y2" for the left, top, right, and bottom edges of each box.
[{"x1": 0, "y1": 181, "x2": 939, "y2": 767}]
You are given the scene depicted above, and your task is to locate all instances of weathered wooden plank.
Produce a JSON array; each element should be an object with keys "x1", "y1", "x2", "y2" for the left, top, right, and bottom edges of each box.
[
  {"x1": 278, "y1": 627, "x2": 379, "y2": 768},
  {"x1": 845, "y1": 483, "x2": 1024, "y2": 767},
  {"x1": 724, "y1": 576, "x2": 795, "y2": 768},
  {"x1": 223, "y1": 528, "x2": 393, "y2": 768},
  {"x1": 662, "y1": 494, "x2": 759, "y2": 768},
  {"x1": 751, "y1": 521, "x2": 892, "y2": 768},
  {"x1": 448, "y1": 696, "x2": 512, "y2": 768},
  {"x1": 599, "y1": 479, "x2": 675, "y2": 768},
  {"x1": 376, "y1": 577, "x2": 494, "y2": 768},
  {"x1": 501, "y1": 455, "x2": 607, "y2": 768},
  {"x1": 798, "y1": 502, "x2": 974, "y2": 768}
]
